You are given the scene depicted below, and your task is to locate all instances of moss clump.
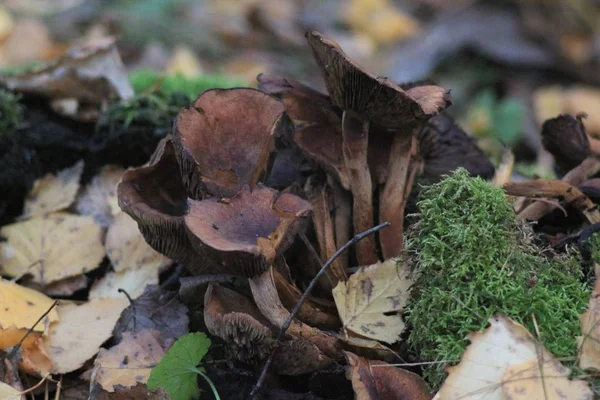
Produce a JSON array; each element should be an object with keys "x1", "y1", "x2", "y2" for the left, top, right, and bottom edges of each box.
[
  {"x1": 587, "y1": 232, "x2": 600, "y2": 265},
  {"x1": 129, "y1": 69, "x2": 246, "y2": 98},
  {"x1": 406, "y1": 168, "x2": 588, "y2": 388},
  {"x1": 0, "y1": 89, "x2": 23, "y2": 137}
]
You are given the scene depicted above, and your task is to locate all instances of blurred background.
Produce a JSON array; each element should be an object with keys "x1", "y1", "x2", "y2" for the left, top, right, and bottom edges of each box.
[{"x1": 1, "y1": 0, "x2": 599, "y2": 179}]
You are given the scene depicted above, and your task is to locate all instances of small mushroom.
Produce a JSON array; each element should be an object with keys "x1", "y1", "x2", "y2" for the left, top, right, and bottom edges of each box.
[
  {"x1": 117, "y1": 136, "x2": 203, "y2": 273},
  {"x1": 305, "y1": 30, "x2": 451, "y2": 262},
  {"x1": 185, "y1": 185, "x2": 342, "y2": 359},
  {"x1": 172, "y1": 88, "x2": 288, "y2": 199}
]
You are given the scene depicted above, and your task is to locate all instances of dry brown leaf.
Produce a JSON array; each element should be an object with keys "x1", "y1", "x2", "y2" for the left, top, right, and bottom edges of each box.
[
  {"x1": 76, "y1": 165, "x2": 125, "y2": 228},
  {"x1": 105, "y1": 213, "x2": 171, "y2": 272},
  {"x1": 435, "y1": 315, "x2": 582, "y2": 400},
  {"x1": 577, "y1": 271, "x2": 600, "y2": 370},
  {"x1": 333, "y1": 258, "x2": 414, "y2": 344},
  {"x1": 502, "y1": 357, "x2": 592, "y2": 400},
  {"x1": 0, "y1": 279, "x2": 58, "y2": 331},
  {"x1": 89, "y1": 268, "x2": 158, "y2": 300},
  {"x1": 22, "y1": 161, "x2": 84, "y2": 219},
  {"x1": 345, "y1": 351, "x2": 431, "y2": 400},
  {"x1": 44, "y1": 298, "x2": 128, "y2": 374},
  {"x1": 93, "y1": 329, "x2": 165, "y2": 392},
  {"x1": 0, "y1": 327, "x2": 52, "y2": 376},
  {"x1": 344, "y1": 0, "x2": 419, "y2": 46},
  {"x1": 0, "y1": 213, "x2": 105, "y2": 284}
]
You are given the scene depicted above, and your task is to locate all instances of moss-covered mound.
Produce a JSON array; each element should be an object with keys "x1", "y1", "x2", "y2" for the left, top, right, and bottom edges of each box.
[{"x1": 406, "y1": 168, "x2": 589, "y2": 388}]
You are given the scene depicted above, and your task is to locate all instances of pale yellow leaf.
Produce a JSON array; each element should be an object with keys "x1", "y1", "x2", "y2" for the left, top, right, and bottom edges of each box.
[
  {"x1": 76, "y1": 165, "x2": 125, "y2": 227},
  {"x1": 93, "y1": 329, "x2": 165, "y2": 392},
  {"x1": 436, "y1": 315, "x2": 578, "y2": 400},
  {"x1": 105, "y1": 213, "x2": 171, "y2": 272},
  {"x1": 0, "y1": 213, "x2": 104, "y2": 284},
  {"x1": 89, "y1": 268, "x2": 159, "y2": 300},
  {"x1": 165, "y1": 45, "x2": 203, "y2": 77},
  {"x1": 0, "y1": 382, "x2": 20, "y2": 400},
  {"x1": 44, "y1": 298, "x2": 128, "y2": 374},
  {"x1": 502, "y1": 357, "x2": 592, "y2": 400},
  {"x1": 332, "y1": 258, "x2": 414, "y2": 344},
  {"x1": 22, "y1": 161, "x2": 84, "y2": 218},
  {"x1": 0, "y1": 279, "x2": 58, "y2": 331}
]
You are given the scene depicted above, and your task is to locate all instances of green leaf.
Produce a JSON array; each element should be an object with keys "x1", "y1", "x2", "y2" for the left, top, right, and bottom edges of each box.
[
  {"x1": 492, "y1": 98, "x2": 524, "y2": 147},
  {"x1": 147, "y1": 332, "x2": 212, "y2": 400}
]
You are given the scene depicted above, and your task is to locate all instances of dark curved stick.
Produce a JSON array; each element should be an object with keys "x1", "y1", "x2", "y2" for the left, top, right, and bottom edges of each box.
[{"x1": 249, "y1": 221, "x2": 391, "y2": 399}]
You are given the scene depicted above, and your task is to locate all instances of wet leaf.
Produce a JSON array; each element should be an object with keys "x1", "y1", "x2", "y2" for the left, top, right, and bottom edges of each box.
[
  {"x1": 93, "y1": 330, "x2": 165, "y2": 393},
  {"x1": 22, "y1": 160, "x2": 83, "y2": 219},
  {"x1": 147, "y1": 332, "x2": 211, "y2": 400},
  {"x1": 0, "y1": 213, "x2": 104, "y2": 284},
  {"x1": 44, "y1": 298, "x2": 128, "y2": 374},
  {"x1": 332, "y1": 259, "x2": 414, "y2": 343}
]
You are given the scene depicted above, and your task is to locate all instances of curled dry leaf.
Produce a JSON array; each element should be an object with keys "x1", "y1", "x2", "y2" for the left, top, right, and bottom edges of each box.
[
  {"x1": 22, "y1": 160, "x2": 84, "y2": 219},
  {"x1": 435, "y1": 315, "x2": 590, "y2": 400},
  {"x1": 76, "y1": 165, "x2": 125, "y2": 228},
  {"x1": 0, "y1": 213, "x2": 105, "y2": 284},
  {"x1": 345, "y1": 352, "x2": 431, "y2": 400},
  {"x1": 0, "y1": 327, "x2": 52, "y2": 376},
  {"x1": 44, "y1": 298, "x2": 129, "y2": 374},
  {"x1": 89, "y1": 268, "x2": 158, "y2": 300},
  {"x1": 332, "y1": 258, "x2": 414, "y2": 344},
  {"x1": 105, "y1": 212, "x2": 172, "y2": 272},
  {"x1": 502, "y1": 357, "x2": 592, "y2": 400},
  {"x1": 93, "y1": 329, "x2": 165, "y2": 393},
  {"x1": 0, "y1": 279, "x2": 58, "y2": 331}
]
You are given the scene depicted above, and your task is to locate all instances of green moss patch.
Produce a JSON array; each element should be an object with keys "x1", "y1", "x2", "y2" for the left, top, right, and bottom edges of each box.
[{"x1": 406, "y1": 168, "x2": 588, "y2": 388}]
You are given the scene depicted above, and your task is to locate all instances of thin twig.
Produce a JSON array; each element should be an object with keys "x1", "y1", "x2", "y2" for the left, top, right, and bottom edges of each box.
[
  {"x1": 249, "y1": 222, "x2": 391, "y2": 399},
  {"x1": 118, "y1": 288, "x2": 137, "y2": 331},
  {"x1": 7, "y1": 300, "x2": 58, "y2": 360}
]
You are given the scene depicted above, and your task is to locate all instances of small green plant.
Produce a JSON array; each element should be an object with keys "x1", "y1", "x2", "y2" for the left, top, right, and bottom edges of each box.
[
  {"x1": 406, "y1": 168, "x2": 588, "y2": 388},
  {"x1": 0, "y1": 89, "x2": 24, "y2": 138},
  {"x1": 147, "y1": 332, "x2": 220, "y2": 400}
]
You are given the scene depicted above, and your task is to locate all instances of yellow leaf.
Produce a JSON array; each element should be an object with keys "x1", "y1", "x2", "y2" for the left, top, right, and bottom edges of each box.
[
  {"x1": 332, "y1": 258, "x2": 414, "y2": 344},
  {"x1": 165, "y1": 46, "x2": 203, "y2": 78},
  {"x1": 93, "y1": 329, "x2": 165, "y2": 392},
  {"x1": 0, "y1": 382, "x2": 20, "y2": 400},
  {"x1": 0, "y1": 213, "x2": 105, "y2": 284},
  {"x1": 22, "y1": 161, "x2": 84, "y2": 218},
  {"x1": 43, "y1": 298, "x2": 128, "y2": 374},
  {"x1": 105, "y1": 213, "x2": 171, "y2": 272},
  {"x1": 76, "y1": 165, "x2": 124, "y2": 227},
  {"x1": 0, "y1": 328, "x2": 52, "y2": 376},
  {"x1": 0, "y1": 279, "x2": 58, "y2": 331},
  {"x1": 435, "y1": 315, "x2": 589, "y2": 400},
  {"x1": 89, "y1": 268, "x2": 159, "y2": 300},
  {"x1": 503, "y1": 357, "x2": 591, "y2": 400},
  {"x1": 345, "y1": 0, "x2": 419, "y2": 45}
]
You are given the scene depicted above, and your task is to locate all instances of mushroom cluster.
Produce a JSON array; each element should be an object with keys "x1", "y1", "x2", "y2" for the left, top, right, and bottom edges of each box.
[{"x1": 117, "y1": 30, "x2": 493, "y2": 374}]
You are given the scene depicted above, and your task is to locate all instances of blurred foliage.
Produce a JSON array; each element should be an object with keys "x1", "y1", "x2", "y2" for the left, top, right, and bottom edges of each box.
[{"x1": 0, "y1": 89, "x2": 23, "y2": 137}]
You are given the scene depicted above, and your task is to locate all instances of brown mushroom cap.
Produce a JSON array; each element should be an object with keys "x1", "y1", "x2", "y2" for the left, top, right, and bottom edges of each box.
[
  {"x1": 172, "y1": 88, "x2": 287, "y2": 199},
  {"x1": 204, "y1": 283, "x2": 273, "y2": 364},
  {"x1": 305, "y1": 30, "x2": 451, "y2": 131},
  {"x1": 117, "y1": 136, "x2": 202, "y2": 273},
  {"x1": 185, "y1": 185, "x2": 312, "y2": 277},
  {"x1": 542, "y1": 113, "x2": 590, "y2": 175}
]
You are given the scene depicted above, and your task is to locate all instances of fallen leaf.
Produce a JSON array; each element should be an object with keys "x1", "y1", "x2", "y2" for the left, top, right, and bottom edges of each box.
[
  {"x1": 345, "y1": 352, "x2": 431, "y2": 400},
  {"x1": 113, "y1": 286, "x2": 188, "y2": 348},
  {"x1": 492, "y1": 149, "x2": 514, "y2": 187},
  {"x1": 44, "y1": 298, "x2": 128, "y2": 374},
  {"x1": 147, "y1": 332, "x2": 211, "y2": 400},
  {"x1": 22, "y1": 161, "x2": 83, "y2": 219},
  {"x1": 88, "y1": 382, "x2": 169, "y2": 400},
  {"x1": 76, "y1": 165, "x2": 125, "y2": 228},
  {"x1": 341, "y1": 335, "x2": 401, "y2": 363},
  {"x1": 0, "y1": 382, "x2": 20, "y2": 400},
  {"x1": 332, "y1": 258, "x2": 414, "y2": 344},
  {"x1": 436, "y1": 315, "x2": 583, "y2": 400},
  {"x1": 502, "y1": 357, "x2": 592, "y2": 400},
  {"x1": 344, "y1": 0, "x2": 419, "y2": 46},
  {"x1": 0, "y1": 328, "x2": 52, "y2": 376},
  {"x1": 93, "y1": 330, "x2": 165, "y2": 393},
  {"x1": 0, "y1": 279, "x2": 58, "y2": 331},
  {"x1": 89, "y1": 268, "x2": 159, "y2": 300},
  {"x1": 165, "y1": 46, "x2": 203, "y2": 77},
  {"x1": 577, "y1": 272, "x2": 600, "y2": 370},
  {"x1": 0, "y1": 213, "x2": 105, "y2": 284},
  {"x1": 105, "y1": 213, "x2": 171, "y2": 272}
]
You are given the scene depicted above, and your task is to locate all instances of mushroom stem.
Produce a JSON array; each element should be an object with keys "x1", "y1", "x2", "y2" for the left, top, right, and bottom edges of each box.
[
  {"x1": 330, "y1": 179, "x2": 352, "y2": 272},
  {"x1": 248, "y1": 267, "x2": 342, "y2": 360},
  {"x1": 379, "y1": 134, "x2": 418, "y2": 260},
  {"x1": 341, "y1": 110, "x2": 378, "y2": 265}
]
